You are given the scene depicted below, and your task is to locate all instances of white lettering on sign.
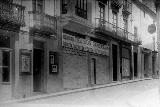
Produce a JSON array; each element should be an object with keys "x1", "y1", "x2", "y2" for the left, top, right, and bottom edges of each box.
[{"x1": 62, "y1": 33, "x2": 110, "y2": 56}]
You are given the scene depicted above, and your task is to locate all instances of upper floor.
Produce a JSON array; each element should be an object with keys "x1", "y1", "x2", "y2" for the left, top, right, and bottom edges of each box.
[
  {"x1": 6, "y1": 0, "x2": 157, "y2": 50},
  {"x1": 0, "y1": 0, "x2": 25, "y2": 31}
]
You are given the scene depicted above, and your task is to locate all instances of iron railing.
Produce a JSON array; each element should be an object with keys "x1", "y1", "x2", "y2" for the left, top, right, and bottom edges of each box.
[
  {"x1": 111, "y1": 0, "x2": 121, "y2": 6},
  {"x1": 29, "y1": 11, "x2": 57, "y2": 34},
  {"x1": 95, "y1": 18, "x2": 142, "y2": 44},
  {"x1": 122, "y1": 0, "x2": 132, "y2": 14},
  {"x1": 0, "y1": 2, "x2": 25, "y2": 26}
]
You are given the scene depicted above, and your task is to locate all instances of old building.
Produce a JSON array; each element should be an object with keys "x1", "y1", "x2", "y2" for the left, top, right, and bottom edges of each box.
[{"x1": 0, "y1": 0, "x2": 158, "y2": 101}]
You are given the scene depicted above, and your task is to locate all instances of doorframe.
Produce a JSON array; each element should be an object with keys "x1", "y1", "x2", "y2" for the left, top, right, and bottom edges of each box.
[
  {"x1": 32, "y1": 39, "x2": 47, "y2": 93},
  {"x1": 89, "y1": 57, "x2": 97, "y2": 85},
  {"x1": 111, "y1": 41, "x2": 120, "y2": 82}
]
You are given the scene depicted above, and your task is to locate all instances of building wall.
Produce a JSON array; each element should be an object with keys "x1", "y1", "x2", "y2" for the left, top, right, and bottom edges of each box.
[
  {"x1": 2, "y1": 0, "x2": 157, "y2": 100},
  {"x1": 132, "y1": 2, "x2": 157, "y2": 51},
  {"x1": 63, "y1": 53, "x2": 88, "y2": 89},
  {"x1": 92, "y1": 0, "x2": 132, "y2": 33},
  {"x1": 90, "y1": 55, "x2": 110, "y2": 85}
]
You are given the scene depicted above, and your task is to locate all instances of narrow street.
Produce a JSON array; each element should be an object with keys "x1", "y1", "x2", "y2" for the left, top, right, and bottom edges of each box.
[{"x1": 2, "y1": 79, "x2": 160, "y2": 107}]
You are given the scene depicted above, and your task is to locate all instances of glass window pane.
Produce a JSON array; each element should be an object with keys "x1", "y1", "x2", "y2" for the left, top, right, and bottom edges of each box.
[{"x1": 2, "y1": 51, "x2": 10, "y2": 82}]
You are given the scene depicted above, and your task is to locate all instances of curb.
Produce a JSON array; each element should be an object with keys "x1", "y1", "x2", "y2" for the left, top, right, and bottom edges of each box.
[{"x1": 0, "y1": 78, "x2": 155, "y2": 104}]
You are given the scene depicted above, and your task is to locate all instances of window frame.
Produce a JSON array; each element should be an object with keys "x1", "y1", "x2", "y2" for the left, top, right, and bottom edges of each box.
[
  {"x1": 75, "y1": 0, "x2": 88, "y2": 19},
  {"x1": 61, "y1": 0, "x2": 68, "y2": 14},
  {"x1": 33, "y1": 0, "x2": 44, "y2": 13}
]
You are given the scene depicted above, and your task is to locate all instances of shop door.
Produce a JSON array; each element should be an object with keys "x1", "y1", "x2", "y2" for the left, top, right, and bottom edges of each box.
[
  {"x1": 33, "y1": 49, "x2": 44, "y2": 92},
  {"x1": 112, "y1": 44, "x2": 118, "y2": 81},
  {"x1": 90, "y1": 58, "x2": 96, "y2": 85},
  {"x1": 134, "y1": 52, "x2": 138, "y2": 77}
]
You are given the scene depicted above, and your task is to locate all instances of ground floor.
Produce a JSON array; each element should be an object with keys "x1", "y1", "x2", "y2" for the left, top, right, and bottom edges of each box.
[{"x1": 0, "y1": 29, "x2": 158, "y2": 101}]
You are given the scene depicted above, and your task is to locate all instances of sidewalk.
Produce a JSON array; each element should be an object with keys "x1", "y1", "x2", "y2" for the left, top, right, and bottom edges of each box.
[{"x1": 0, "y1": 78, "x2": 155, "y2": 105}]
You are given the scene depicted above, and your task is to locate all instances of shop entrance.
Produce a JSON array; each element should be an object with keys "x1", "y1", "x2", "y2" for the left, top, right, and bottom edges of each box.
[
  {"x1": 112, "y1": 44, "x2": 118, "y2": 81},
  {"x1": 33, "y1": 41, "x2": 44, "y2": 92},
  {"x1": 90, "y1": 58, "x2": 96, "y2": 85}
]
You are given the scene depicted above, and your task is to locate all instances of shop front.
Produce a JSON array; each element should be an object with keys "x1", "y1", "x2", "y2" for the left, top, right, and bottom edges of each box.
[
  {"x1": 62, "y1": 32, "x2": 110, "y2": 89},
  {"x1": 0, "y1": 31, "x2": 15, "y2": 101}
]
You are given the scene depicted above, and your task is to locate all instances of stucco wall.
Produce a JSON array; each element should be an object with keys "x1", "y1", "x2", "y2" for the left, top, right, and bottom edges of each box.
[
  {"x1": 91, "y1": 55, "x2": 110, "y2": 85},
  {"x1": 63, "y1": 53, "x2": 88, "y2": 90},
  {"x1": 132, "y1": 2, "x2": 157, "y2": 51}
]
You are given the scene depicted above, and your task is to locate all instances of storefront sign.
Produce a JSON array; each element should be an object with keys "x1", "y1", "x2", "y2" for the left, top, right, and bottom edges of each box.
[
  {"x1": 148, "y1": 24, "x2": 156, "y2": 34},
  {"x1": 62, "y1": 33, "x2": 109, "y2": 56}
]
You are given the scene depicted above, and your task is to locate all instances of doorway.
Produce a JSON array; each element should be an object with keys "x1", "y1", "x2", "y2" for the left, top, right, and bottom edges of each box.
[
  {"x1": 112, "y1": 44, "x2": 118, "y2": 81},
  {"x1": 134, "y1": 52, "x2": 138, "y2": 78},
  {"x1": 90, "y1": 58, "x2": 96, "y2": 85},
  {"x1": 33, "y1": 41, "x2": 44, "y2": 92}
]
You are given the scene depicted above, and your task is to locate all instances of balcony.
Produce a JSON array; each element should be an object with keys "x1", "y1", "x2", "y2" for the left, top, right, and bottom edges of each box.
[
  {"x1": 0, "y1": 2, "x2": 25, "y2": 29},
  {"x1": 28, "y1": 11, "x2": 57, "y2": 36},
  {"x1": 94, "y1": 18, "x2": 142, "y2": 45},
  {"x1": 122, "y1": 0, "x2": 132, "y2": 15}
]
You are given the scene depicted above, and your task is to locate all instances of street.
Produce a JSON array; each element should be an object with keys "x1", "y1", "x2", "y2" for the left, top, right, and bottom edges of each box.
[{"x1": 2, "y1": 79, "x2": 160, "y2": 107}]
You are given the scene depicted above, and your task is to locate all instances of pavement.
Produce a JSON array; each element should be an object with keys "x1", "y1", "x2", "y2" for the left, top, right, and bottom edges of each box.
[{"x1": 1, "y1": 78, "x2": 160, "y2": 107}]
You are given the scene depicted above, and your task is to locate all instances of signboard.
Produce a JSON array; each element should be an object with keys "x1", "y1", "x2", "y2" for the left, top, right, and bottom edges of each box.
[
  {"x1": 62, "y1": 33, "x2": 110, "y2": 56},
  {"x1": 148, "y1": 24, "x2": 156, "y2": 34}
]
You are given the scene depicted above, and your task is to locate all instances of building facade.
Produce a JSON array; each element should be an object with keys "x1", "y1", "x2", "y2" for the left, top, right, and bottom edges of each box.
[{"x1": 0, "y1": 0, "x2": 158, "y2": 100}]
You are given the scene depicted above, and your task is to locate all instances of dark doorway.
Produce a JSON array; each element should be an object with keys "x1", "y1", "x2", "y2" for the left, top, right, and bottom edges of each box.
[
  {"x1": 91, "y1": 58, "x2": 96, "y2": 84},
  {"x1": 134, "y1": 52, "x2": 138, "y2": 77},
  {"x1": 33, "y1": 48, "x2": 44, "y2": 92},
  {"x1": 112, "y1": 44, "x2": 118, "y2": 81}
]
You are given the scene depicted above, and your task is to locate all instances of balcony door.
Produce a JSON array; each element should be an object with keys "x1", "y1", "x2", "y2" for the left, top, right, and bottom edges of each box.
[
  {"x1": 33, "y1": 0, "x2": 44, "y2": 13},
  {"x1": 112, "y1": 12, "x2": 117, "y2": 32},
  {"x1": 98, "y1": 2, "x2": 105, "y2": 27}
]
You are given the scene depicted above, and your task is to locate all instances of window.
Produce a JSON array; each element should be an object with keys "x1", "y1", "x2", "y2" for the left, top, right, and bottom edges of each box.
[
  {"x1": 1, "y1": 0, "x2": 13, "y2": 3},
  {"x1": 98, "y1": 2, "x2": 105, "y2": 27},
  {"x1": 0, "y1": 36, "x2": 11, "y2": 83},
  {"x1": 99, "y1": 2, "x2": 105, "y2": 20},
  {"x1": 123, "y1": 13, "x2": 128, "y2": 33},
  {"x1": 75, "y1": 0, "x2": 87, "y2": 19},
  {"x1": 2, "y1": 51, "x2": 10, "y2": 82},
  {"x1": 123, "y1": 18, "x2": 128, "y2": 31},
  {"x1": 33, "y1": 0, "x2": 44, "y2": 13},
  {"x1": 61, "y1": 0, "x2": 67, "y2": 14},
  {"x1": 112, "y1": 12, "x2": 117, "y2": 31}
]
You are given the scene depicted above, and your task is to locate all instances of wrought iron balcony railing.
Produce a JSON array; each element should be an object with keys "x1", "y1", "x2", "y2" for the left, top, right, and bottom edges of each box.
[
  {"x1": 28, "y1": 11, "x2": 57, "y2": 35},
  {"x1": 95, "y1": 18, "x2": 142, "y2": 44},
  {"x1": 111, "y1": 0, "x2": 122, "y2": 7},
  {"x1": 0, "y1": 2, "x2": 25, "y2": 27},
  {"x1": 122, "y1": 0, "x2": 132, "y2": 14}
]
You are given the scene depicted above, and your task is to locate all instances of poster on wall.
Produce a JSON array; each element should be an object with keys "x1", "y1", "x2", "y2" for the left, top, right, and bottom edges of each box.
[
  {"x1": 20, "y1": 49, "x2": 31, "y2": 74},
  {"x1": 21, "y1": 55, "x2": 30, "y2": 72},
  {"x1": 122, "y1": 58, "x2": 130, "y2": 77},
  {"x1": 49, "y1": 51, "x2": 58, "y2": 74}
]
